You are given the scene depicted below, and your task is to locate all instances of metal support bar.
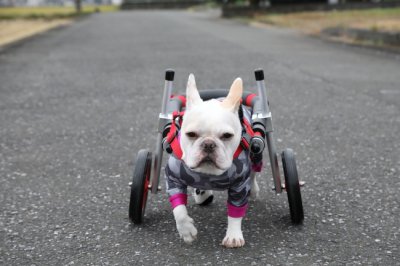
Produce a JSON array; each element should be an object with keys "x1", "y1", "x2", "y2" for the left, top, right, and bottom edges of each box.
[
  {"x1": 254, "y1": 69, "x2": 282, "y2": 194},
  {"x1": 253, "y1": 69, "x2": 273, "y2": 132},
  {"x1": 161, "y1": 70, "x2": 174, "y2": 114},
  {"x1": 266, "y1": 132, "x2": 282, "y2": 193},
  {"x1": 151, "y1": 69, "x2": 174, "y2": 194},
  {"x1": 151, "y1": 133, "x2": 163, "y2": 194},
  {"x1": 255, "y1": 70, "x2": 270, "y2": 116}
]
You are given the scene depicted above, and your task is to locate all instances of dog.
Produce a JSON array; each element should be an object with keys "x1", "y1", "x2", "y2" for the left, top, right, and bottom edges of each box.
[{"x1": 165, "y1": 74, "x2": 260, "y2": 248}]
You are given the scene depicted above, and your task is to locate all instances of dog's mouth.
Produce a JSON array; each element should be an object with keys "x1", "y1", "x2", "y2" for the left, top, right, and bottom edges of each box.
[
  {"x1": 200, "y1": 156, "x2": 214, "y2": 164},
  {"x1": 194, "y1": 156, "x2": 224, "y2": 170}
]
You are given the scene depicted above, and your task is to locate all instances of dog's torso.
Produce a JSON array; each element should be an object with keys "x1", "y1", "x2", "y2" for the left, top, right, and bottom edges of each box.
[{"x1": 165, "y1": 148, "x2": 252, "y2": 207}]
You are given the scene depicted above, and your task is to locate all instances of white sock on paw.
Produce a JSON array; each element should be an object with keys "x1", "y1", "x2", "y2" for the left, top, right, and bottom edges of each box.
[
  {"x1": 222, "y1": 216, "x2": 245, "y2": 248},
  {"x1": 173, "y1": 205, "x2": 198, "y2": 244}
]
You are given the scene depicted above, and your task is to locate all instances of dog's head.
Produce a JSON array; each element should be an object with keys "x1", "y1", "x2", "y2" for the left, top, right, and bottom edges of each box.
[{"x1": 180, "y1": 74, "x2": 243, "y2": 175}]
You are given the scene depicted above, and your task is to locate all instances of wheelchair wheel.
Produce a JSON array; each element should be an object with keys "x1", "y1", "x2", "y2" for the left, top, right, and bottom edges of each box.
[
  {"x1": 129, "y1": 149, "x2": 152, "y2": 224},
  {"x1": 281, "y1": 148, "x2": 304, "y2": 224}
]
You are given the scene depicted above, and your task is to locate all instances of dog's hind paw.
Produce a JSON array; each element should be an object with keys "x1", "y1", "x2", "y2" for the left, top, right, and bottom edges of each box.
[
  {"x1": 250, "y1": 174, "x2": 259, "y2": 200},
  {"x1": 193, "y1": 189, "x2": 214, "y2": 206},
  {"x1": 250, "y1": 181, "x2": 260, "y2": 199}
]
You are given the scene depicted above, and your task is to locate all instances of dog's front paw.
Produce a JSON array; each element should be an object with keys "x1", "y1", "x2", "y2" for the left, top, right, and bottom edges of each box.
[
  {"x1": 222, "y1": 230, "x2": 245, "y2": 248},
  {"x1": 222, "y1": 216, "x2": 245, "y2": 248},
  {"x1": 173, "y1": 205, "x2": 198, "y2": 244},
  {"x1": 176, "y1": 216, "x2": 198, "y2": 244}
]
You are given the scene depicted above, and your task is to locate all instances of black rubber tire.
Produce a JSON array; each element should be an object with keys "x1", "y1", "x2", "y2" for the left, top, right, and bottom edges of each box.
[
  {"x1": 282, "y1": 149, "x2": 304, "y2": 224},
  {"x1": 129, "y1": 149, "x2": 152, "y2": 224}
]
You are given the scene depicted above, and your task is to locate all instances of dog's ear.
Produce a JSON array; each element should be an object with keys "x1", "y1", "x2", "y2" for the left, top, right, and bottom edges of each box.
[
  {"x1": 186, "y1": 74, "x2": 203, "y2": 110},
  {"x1": 221, "y1": 78, "x2": 243, "y2": 112}
]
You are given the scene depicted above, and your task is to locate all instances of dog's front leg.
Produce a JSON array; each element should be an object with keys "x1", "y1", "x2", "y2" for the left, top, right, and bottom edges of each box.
[
  {"x1": 173, "y1": 205, "x2": 198, "y2": 244},
  {"x1": 222, "y1": 216, "x2": 245, "y2": 248}
]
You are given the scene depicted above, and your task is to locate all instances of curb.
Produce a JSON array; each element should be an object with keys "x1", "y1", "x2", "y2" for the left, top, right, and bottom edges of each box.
[
  {"x1": 321, "y1": 27, "x2": 400, "y2": 47},
  {"x1": 244, "y1": 19, "x2": 400, "y2": 54},
  {"x1": 120, "y1": 0, "x2": 205, "y2": 9},
  {"x1": 222, "y1": 1, "x2": 400, "y2": 17}
]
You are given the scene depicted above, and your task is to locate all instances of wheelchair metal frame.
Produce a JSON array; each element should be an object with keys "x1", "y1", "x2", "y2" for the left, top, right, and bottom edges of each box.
[{"x1": 149, "y1": 69, "x2": 283, "y2": 194}]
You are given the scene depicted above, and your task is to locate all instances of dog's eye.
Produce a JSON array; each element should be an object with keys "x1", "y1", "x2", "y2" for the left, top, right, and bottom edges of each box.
[
  {"x1": 221, "y1": 133, "x2": 233, "y2": 140},
  {"x1": 186, "y1": 132, "x2": 198, "y2": 139}
]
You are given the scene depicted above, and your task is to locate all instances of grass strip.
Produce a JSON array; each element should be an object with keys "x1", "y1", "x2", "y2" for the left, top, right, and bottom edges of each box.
[
  {"x1": 254, "y1": 7, "x2": 400, "y2": 34},
  {"x1": 0, "y1": 5, "x2": 118, "y2": 20}
]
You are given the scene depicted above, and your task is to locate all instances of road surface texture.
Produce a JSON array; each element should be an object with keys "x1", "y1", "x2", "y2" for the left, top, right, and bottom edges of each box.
[{"x1": 1, "y1": 10, "x2": 399, "y2": 265}]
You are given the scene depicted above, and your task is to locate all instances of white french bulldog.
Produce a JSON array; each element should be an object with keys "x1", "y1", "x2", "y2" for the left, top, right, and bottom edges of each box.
[{"x1": 169, "y1": 74, "x2": 259, "y2": 248}]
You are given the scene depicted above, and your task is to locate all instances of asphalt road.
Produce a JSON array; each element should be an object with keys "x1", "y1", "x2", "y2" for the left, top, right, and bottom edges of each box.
[{"x1": 1, "y1": 10, "x2": 399, "y2": 265}]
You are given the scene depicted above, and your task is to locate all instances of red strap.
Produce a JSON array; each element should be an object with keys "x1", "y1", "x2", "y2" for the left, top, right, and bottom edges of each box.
[
  {"x1": 165, "y1": 112, "x2": 178, "y2": 143},
  {"x1": 233, "y1": 145, "x2": 243, "y2": 159},
  {"x1": 166, "y1": 111, "x2": 185, "y2": 159},
  {"x1": 170, "y1": 137, "x2": 183, "y2": 159},
  {"x1": 241, "y1": 137, "x2": 250, "y2": 150},
  {"x1": 233, "y1": 117, "x2": 255, "y2": 159},
  {"x1": 242, "y1": 118, "x2": 255, "y2": 137}
]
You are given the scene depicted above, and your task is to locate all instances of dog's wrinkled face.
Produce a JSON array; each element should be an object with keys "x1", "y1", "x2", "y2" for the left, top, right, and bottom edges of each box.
[{"x1": 180, "y1": 74, "x2": 243, "y2": 175}]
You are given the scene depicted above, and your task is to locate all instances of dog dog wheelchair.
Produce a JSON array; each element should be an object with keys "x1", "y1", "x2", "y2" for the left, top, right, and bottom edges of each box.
[{"x1": 129, "y1": 69, "x2": 304, "y2": 225}]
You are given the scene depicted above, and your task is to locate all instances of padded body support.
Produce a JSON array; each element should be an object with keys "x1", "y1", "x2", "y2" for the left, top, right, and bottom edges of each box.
[{"x1": 166, "y1": 89, "x2": 262, "y2": 115}]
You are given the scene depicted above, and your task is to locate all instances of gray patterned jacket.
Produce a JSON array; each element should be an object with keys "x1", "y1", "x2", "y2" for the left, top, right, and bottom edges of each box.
[{"x1": 165, "y1": 149, "x2": 252, "y2": 207}]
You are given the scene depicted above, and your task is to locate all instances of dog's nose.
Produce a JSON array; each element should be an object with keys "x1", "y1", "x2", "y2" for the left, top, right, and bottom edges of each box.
[{"x1": 202, "y1": 140, "x2": 216, "y2": 154}]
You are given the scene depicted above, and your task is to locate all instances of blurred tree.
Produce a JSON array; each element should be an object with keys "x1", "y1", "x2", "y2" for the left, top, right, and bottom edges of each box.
[
  {"x1": 249, "y1": 0, "x2": 260, "y2": 6},
  {"x1": 75, "y1": 0, "x2": 81, "y2": 13}
]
